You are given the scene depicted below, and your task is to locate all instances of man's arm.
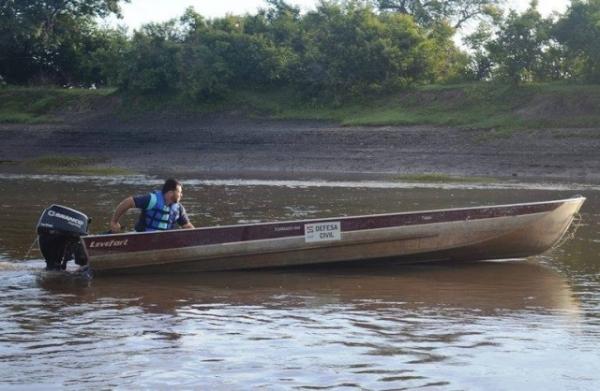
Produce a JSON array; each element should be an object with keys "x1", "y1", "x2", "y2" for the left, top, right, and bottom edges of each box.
[
  {"x1": 178, "y1": 205, "x2": 194, "y2": 229},
  {"x1": 110, "y1": 196, "x2": 135, "y2": 232}
]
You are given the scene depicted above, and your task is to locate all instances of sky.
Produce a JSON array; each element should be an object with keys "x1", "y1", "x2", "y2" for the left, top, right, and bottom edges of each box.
[{"x1": 107, "y1": 0, "x2": 572, "y2": 30}]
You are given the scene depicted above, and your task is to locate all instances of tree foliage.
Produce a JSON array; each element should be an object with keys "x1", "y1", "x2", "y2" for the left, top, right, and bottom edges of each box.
[
  {"x1": 554, "y1": 0, "x2": 600, "y2": 81},
  {"x1": 486, "y1": 1, "x2": 551, "y2": 83},
  {"x1": 4, "y1": 0, "x2": 600, "y2": 100},
  {"x1": 463, "y1": 22, "x2": 494, "y2": 80},
  {"x1": 374, "y1": 0, "x2": 503, "y2": 28},
  {"x1": 0, "y1": 0, "x2": 128, "y2": 84},
  {"x1": 297, "y1": 2, "x2": 435, "y2": 97},
  {"x1": 113, "y1": 1, "x2": 453, "y2": 99},
  {"x1": 117, "y1": 22, "x2": 180, "y2": 93}
]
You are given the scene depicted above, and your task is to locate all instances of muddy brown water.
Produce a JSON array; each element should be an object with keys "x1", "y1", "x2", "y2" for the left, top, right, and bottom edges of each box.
[{"x1": 0, "y1": 175, "x2": 599, "y2": 389}]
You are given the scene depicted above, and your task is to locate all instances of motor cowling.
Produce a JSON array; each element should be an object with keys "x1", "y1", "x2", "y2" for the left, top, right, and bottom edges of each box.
[{"x1": 37, "y1": 205, "x2": 90, "y2": 270}]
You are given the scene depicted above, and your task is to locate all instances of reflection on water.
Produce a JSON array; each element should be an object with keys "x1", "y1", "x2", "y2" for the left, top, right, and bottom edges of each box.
[
  {"x1": 0, "y1": 175, "x2": 599, "y2": 389},
  {"x1": 37, "y1": 261, "x2": 580, "y2": 315}
]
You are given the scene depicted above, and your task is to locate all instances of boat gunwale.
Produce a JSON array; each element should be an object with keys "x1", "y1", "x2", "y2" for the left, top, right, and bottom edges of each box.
[{"x1": 83, "y1": 196, "x2": 585, "y2": 240}]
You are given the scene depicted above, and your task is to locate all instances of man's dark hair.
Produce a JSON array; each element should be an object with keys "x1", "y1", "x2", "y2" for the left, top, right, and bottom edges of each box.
[{"x1": 162, "y1": 178, "x2": 181, "y2": 194}]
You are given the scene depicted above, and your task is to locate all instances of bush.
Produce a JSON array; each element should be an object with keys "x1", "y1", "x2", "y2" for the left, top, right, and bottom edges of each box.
[
  {"x1": 296, "y1": 2, "x2": 437, "y2": 98},
  {"x1": 117, "y1": 27, "x2": 180, "y2": 94},
  {"x1": 554, "y1": 0, "x2": 600, "y2": 82}
]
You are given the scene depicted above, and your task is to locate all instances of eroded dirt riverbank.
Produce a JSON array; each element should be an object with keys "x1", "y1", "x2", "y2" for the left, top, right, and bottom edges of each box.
[{"x1": 1, "y1": 115, "x2": 599, "y2": 183}]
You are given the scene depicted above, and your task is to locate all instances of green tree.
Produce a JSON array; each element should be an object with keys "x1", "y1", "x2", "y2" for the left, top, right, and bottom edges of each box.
[
  {"x1": 262, "y1": 0, "x2": 303, "y2": 49},
  {"x1": 486, "y1": 1, "x2": 551, "y2": 83},
  {"x1": 242, "y1": 1, "x2": 304, "y2": 84},
  {"x1": 175, "y1": 9, "x2": 295, "y2": 99},
  {"x1": 298, "y1": 1, "x2": 434, "y2": 98},
  {"x1": 117, "y1": 21, "x2": 180, "y2": 93},
  {"x1": 554, "y1": 0, "x2": 600, "y2": 82},
  {"x1": 177, "y1": 29, "x2": 288, "y2": 98},
  {"x1": 426, "y1": 21, "x2": 469, "y2": 83},
  {"x1": 81, "y1": 26, "x2": 130, "y2": 85},
  {"x1": 463, "y1": 22, "x2": 494, "y2": 80},
  {"x1": 177, "y1": 39, "x2": 232, "y2": 99},
  {"x1": 374, "y1": 0, "x2": 502, "y2": 29},
  {"x1": 0, "y1": 0, "x2": 128, "y2": 84}
]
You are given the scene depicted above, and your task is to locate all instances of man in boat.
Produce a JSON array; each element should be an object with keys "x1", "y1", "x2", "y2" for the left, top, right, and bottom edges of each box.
[{"x1": 109, "y1": 178, "x2": 195, "y2": 232}]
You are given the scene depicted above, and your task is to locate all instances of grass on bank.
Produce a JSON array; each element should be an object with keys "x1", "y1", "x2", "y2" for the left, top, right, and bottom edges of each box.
[
  {"x1": 0, "y1": 86, "x2": 116, "y2": 124},
  {"x1": 2, "y1": 82, "x2": 600, "y2": 130},
  {"x1": 25, "y1": 155, "x2": 131, "y2": 175},
  {"x1": 234, "y1": 82, "x2": 600, "y2": 130}
]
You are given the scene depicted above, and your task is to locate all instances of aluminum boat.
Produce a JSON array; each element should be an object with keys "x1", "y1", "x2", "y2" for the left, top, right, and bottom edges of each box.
[{"x1": 37, "y1": 197, "x2": 585, "y2": 274}]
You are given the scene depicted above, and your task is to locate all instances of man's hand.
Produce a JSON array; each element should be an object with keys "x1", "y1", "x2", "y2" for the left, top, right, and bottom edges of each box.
[
  {"x1": 110, "y1": 197, "x2": 135, "y2": 233},
  {"x1": 110, "y1": 220, "x2": 121, "y2": 233}
]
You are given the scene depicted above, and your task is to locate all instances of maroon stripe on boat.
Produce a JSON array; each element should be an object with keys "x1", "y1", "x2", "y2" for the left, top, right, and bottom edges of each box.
[{"x1": 83, "y1": 201, "x2": 561, "y2": 255}]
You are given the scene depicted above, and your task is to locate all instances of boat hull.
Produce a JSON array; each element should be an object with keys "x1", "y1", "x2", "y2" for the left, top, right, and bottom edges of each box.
[{"x1": 82, "y1": 197, "x2": 585, "y2": 274}]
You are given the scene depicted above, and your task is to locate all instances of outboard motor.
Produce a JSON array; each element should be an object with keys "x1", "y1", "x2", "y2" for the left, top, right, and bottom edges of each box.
[{"x1": 37, "y1": 205, "x2": 90, "y2": 270}]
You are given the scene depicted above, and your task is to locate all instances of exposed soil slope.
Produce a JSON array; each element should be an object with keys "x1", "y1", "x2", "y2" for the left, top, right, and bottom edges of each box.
[{"x1": 1, "y1": 113, "x2": 599, "y2": 183}]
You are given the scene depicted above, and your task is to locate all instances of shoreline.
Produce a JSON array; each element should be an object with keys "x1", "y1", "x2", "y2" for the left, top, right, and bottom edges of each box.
[{"x1": 1, "y1": 116, "x2": 599, "y2": 185}]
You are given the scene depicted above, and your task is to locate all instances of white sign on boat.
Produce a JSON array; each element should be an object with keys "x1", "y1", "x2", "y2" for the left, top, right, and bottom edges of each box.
[{"x1": 304, "y1": 221, "x2": 342, "y2": 243}]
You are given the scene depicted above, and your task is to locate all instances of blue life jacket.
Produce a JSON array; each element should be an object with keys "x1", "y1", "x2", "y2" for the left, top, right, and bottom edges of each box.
[{"x1": 140, "y1": 190, "x2": 180, "y2": 231}]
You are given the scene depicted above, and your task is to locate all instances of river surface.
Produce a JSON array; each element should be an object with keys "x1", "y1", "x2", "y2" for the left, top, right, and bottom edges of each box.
[{"x1": 0, "y1": 175, "x2": 599, "y2": 390}]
